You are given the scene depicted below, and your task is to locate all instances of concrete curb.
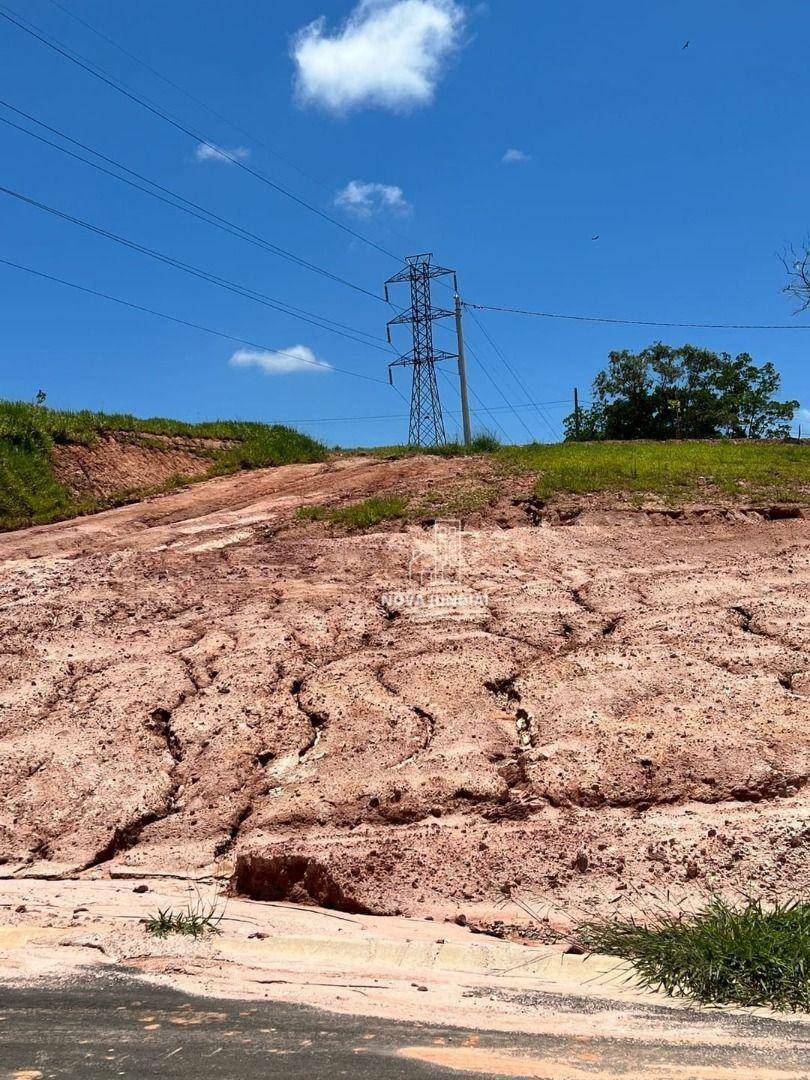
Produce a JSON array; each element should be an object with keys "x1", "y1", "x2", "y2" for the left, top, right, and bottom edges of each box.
[{"x1": 217, "y1": 932, "x2": 639, "y2": 987}]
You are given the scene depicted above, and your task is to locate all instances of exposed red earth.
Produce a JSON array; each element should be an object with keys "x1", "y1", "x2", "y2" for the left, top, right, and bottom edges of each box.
[
  {"x1": 51, "y1": 432, "x2": 232, "y2": 501},
  {"x1": 1, "y1": 454, "x2": 808, "y2": 926}
]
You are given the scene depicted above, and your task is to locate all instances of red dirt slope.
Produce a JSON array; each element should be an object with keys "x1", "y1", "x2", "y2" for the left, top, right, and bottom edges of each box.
[{"x1": 0, "y1": 455, "x2": 807, "y2": 921}]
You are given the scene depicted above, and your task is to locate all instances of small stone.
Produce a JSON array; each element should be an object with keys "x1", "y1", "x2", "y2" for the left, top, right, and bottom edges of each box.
[
  {"x1": 248, "y1": 931, "x2": 268, "y2": 940},
  {"x1": 15, "y1": 904, "x2": 26, "y2": 913},
  {"x1": 572, "y1": 851, "x2": 589, "y2": 873},
  {"x1": 454, "y1": 913, "x2": 467, "y2": 926},
  {"x1": 133, "y1": 884, "x2": 149, "y2": 894}
]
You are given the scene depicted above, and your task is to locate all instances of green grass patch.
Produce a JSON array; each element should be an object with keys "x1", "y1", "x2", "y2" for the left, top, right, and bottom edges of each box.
[
  {"x1": 0, "y1": 400, "x2": 326, "y2": 531},
  {"x1": 296, "y1": 495, "x2": 407, "y2": 530},
  {"x1": 576, "y1": 897, "x2": 810, "y2": 1011},
  {"x1": 499, "y1": 440, "x2": 810, "y2": 504}
]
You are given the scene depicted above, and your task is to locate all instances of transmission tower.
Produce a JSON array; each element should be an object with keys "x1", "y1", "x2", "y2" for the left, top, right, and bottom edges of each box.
[{"x1": 385, "y1": 254, "x2": 458, "y2": 447}]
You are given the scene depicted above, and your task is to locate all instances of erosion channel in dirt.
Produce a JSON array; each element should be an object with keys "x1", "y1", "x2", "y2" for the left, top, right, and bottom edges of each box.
[{"x1": 1, "y1": 455, "x2": 807, "y2": 923}]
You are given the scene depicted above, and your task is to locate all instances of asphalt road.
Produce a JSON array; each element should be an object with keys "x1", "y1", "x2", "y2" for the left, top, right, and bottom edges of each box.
[{"x1": 1, "y1": 973, "x2": 808, "y2": 1079}]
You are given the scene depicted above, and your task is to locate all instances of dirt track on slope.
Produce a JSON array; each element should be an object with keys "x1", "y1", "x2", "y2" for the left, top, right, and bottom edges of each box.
[{"x1": 0, "y1": 454, "x2": 808, "y2": 922}]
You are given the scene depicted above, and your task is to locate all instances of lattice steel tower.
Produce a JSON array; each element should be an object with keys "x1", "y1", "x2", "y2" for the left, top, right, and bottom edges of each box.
[{"x1": 385, "y1": 254, "x2": 458, "y2": 447}]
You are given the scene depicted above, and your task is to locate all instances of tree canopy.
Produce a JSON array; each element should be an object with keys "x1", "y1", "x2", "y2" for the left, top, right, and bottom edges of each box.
[{"x1": 565, "y1": 343, "x2": 798, "y2": 441}]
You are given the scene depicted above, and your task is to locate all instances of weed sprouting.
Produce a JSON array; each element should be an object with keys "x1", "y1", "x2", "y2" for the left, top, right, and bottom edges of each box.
[{"x1": 144, "y1": 891, "x2": 225, "y2": 939}]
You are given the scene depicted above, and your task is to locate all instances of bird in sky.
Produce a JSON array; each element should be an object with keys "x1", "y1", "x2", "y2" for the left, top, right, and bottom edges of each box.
[
  {"x1": 591, "y1": 235, "x2": 600, "y2": 241},
  {"x1": 682, "y1": 40, "x2": 690, "y2": 49}
]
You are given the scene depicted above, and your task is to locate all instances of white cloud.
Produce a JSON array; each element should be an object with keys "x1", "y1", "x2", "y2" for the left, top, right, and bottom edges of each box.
[
  {"x1": 502, "y1": 147, "x2": 530, "y2": 164},
  {"x1": 335, "y1": 179, "x2": 411, "y2": 217},
  {"x1": 229, "y1": 346, "x2": 332, "y2": 376},
  {"x1": 292, "y1": 0, "x2": 465, "y2": 114},
  {"x1": 194, "y1": 142, "x2": 251, "y2": 164},
  {"x1": 798, "y1": 406, "x2": 810, "y2": 424}
]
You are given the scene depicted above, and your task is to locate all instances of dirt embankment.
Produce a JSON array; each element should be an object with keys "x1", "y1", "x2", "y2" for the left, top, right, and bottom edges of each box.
[
  {"x1": 51, "y1": 433, "x2": 231, "y2": 501},
  {"x1": 0, "y1": 455, "x2": 807, "y2": 923}
]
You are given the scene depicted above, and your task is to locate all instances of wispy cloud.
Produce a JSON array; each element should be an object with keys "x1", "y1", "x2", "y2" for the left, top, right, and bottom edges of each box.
[
  {"x1": 229, "y1": 346, "x2": 332, "y2": 376},
  {"x1": 502, "y1": 147, "x2": 530, "y2": 164},
  {"x1": 335, "y1": 180, "x2": 411, "y2": 217},
  {"x1": 798, "y1": 406, "x2": 810, "y2": 424},
  {"x1": 194, "y1": 142, "x2": 251, "y2": 164},
  {"x1": 292, "y1": 0, "x2": 465, "y2": 114}
]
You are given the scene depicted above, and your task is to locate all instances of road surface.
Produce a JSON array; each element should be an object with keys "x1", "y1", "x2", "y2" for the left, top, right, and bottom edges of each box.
[{"x1": 1, "y1": 973, "x2": 808, "y2": 1079}]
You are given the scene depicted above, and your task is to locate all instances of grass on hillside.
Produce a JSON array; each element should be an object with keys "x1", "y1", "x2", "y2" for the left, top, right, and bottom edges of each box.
[
  {"x1": 358, "y1": 432, "x2": 501, "y2": 459},
  {"x1": 500, "y1": 440, "x2": 810, "y2": 504},
  {"x1": 297, "y1": 495, "x2": 407, "y2": 531},
  {"x1": 0, "y1": 400, "x2": 326, "y2": 531},
  {"x1": 576, "y1": 897, "x2": 810, "y2": 1011}
]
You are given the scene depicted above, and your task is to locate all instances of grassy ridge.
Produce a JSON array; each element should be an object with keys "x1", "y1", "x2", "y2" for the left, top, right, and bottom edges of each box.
[
  {"x1": 500, "y1": 440, "x2": 810, "y2": 503},
  {"x1": 0, "y1": 400, "x2": 326, "y2": 531}
]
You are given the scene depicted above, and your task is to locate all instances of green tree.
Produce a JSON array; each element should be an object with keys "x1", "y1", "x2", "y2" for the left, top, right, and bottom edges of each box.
[{"x1": 564, "y1": 344, "x2": 797, "y2": 441}]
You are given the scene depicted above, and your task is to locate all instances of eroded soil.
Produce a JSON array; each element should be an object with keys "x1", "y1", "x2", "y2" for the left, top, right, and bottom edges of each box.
[
  {"x1": 51, "y1": 433, "x2": 225, "y2": 500},
  {"x1": 0, "y1": 454, "x2": 807, "y2": 921}
]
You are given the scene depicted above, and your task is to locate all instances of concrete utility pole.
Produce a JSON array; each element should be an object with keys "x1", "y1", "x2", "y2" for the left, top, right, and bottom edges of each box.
[{"x1": 454, "y1": 294, "x2": 472, "y2": 448}]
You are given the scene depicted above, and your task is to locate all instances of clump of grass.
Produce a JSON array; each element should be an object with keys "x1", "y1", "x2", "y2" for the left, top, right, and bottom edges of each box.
[
  {"x1": 144, "y1": 899, "x2": 224, "y2": 939},
  {"x1": 296, "y1": 495, "x2": 407, "y2": 530},
  {"x1": 576, "y1": 897, "x2": 810, "y2": 1011},
  {"x1": 468, "y1": 432, "x2": 502, "y2": 453}
]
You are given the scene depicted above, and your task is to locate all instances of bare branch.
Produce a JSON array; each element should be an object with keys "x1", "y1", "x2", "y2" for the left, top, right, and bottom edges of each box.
[{"x1": 781, "y1": 239, "x2": 810, "y2": 313}]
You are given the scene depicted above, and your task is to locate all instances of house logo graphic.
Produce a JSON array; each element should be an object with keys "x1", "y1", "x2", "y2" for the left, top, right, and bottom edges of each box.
[{"x1": 382, "y1": 520, "x2": 489, "y2": 613}]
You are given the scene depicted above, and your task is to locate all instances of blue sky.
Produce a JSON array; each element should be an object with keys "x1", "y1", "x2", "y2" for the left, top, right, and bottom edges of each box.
[{"x1": 1, "y1": 0, "x2": 808, "y2": 444}]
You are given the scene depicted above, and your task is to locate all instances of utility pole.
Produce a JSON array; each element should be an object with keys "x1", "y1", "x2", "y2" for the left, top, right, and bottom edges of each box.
[
  {"x1": 573, "y1": 387, "x2": 581, "y2": 440},
  {"x1": 454, "y1": 294, "x2": 472, "y2": 448},
  {"x1": 385, "y1": 254, "x2": 459, "y2": 448}
]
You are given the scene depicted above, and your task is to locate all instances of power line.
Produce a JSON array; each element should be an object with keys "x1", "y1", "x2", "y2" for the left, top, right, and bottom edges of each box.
[
  {"x1": 463, "y1": 336, "x2": 538, "y2": 442},
  {"x1": 0, "y1": 183, "x2": 391, "y2": 353},
  {"x1": 278, "y1": 397, "x2": 579, "y2": 426},
  {"x1": 43, "y1": 0, "x2": 424, "y2": 257},
  {"x1": 465, "y1": 301, "x2": 810, "y2": 331},
  {"x1": 437, "y1": 367, "x2": 510, "y2": 442},
  {"x1": 0, "y1": 99, "x2": 383, "y2": 303},
  {"x1": 0, "y1": 253, "x2": 574, "y2": 432},
  {"x1": 43, "y1": 0, "x2": 334, "y2": 198},
  {"x1": 0, "y1": 256, "x2": 390, "y2": 385},
  {"x1": 0, "y1": 3, "x2": 400, "y2": 261},
  {"x1": 466, "y1": 307, "x2": 559, "y2": 441},
  {"x1": 0, "y1": 250, "x2": 563, "y2": 432}
]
